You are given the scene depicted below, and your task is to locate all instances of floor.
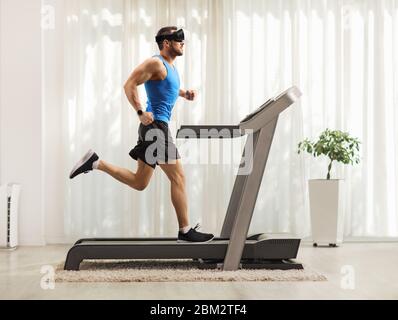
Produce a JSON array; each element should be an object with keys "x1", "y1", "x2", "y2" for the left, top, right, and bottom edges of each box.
[{"x1": 0, "y1": 243, "x2": 397, "y2": 300}]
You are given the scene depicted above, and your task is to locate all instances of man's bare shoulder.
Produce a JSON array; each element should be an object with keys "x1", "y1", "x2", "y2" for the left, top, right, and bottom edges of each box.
[{"x1": 142, "y1": 57, "x2": 164, "y2": 72}]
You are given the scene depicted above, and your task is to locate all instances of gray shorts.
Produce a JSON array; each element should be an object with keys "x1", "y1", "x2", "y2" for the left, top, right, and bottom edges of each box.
[{"x1": 129, "y1": 121, "x2": 181, "y2": 169}]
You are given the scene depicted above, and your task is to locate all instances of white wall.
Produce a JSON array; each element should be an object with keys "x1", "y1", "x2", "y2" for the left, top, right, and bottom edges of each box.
[
  {"x1": 42, "y1": 0, "x2": 68, "y2": 244},
  {"x1": 0, "y1": 0, "x2": 71, "y2": 245},
  {"x1": 0, "y1": 0, "x2": 44, "y2": 245}
]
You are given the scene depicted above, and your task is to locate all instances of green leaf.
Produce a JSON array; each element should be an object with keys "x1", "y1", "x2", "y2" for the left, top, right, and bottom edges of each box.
[{"x1": 297, "y1": 129, "x2": 362, "y2": 176}]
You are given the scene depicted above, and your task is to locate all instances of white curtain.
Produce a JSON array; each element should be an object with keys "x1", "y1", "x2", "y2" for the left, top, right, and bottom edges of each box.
[{"x1": 51, "y1": 0, "x2": 398, "y2": 240}]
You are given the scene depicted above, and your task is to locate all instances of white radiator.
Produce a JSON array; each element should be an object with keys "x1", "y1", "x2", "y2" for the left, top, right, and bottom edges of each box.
[{"x1": 0, "y1": 184, "x2": 21, "y2": 249}]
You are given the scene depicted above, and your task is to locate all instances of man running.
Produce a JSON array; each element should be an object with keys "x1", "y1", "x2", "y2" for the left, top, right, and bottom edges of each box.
[{"x1": 69, "y1": 26, "x2": 214, "y2": 243}]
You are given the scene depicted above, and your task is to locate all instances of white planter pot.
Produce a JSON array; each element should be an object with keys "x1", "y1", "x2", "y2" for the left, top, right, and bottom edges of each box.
[{"x1": 308, "y1": 179, "x2": 345, "y2": 247}]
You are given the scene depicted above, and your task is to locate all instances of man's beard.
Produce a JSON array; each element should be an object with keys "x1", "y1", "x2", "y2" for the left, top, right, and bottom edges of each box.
[{"x1": 170, "y1": 46, "x2": 183, "y2": 57}]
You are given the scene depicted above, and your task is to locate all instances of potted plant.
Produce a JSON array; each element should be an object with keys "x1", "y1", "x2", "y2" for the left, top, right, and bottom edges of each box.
[{"x1": 298, "y1": 129, "x2": 361, "y2": 247}]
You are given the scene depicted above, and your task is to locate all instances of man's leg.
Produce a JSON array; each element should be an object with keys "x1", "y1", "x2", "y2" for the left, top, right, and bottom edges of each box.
[
  {"x1": 159, "y1": 160, "x2": 189, "y2": 228},
  {"x1": 98, "y1": 159, "x2": 155, "y2": 191},
  {"x1": 160, "y1": 160, "x2": 214, "y2": 242}
]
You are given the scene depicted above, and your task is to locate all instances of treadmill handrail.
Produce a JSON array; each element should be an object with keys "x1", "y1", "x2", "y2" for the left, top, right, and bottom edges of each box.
[{"x1": 176, "y1": 86, "x2": 302, "y2": 138}]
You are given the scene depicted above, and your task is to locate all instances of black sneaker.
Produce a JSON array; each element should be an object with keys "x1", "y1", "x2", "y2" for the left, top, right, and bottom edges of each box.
[
  {"x1": 69, "y1": 149, "x2": 99, "y2": 179},
  {"x1": 177, "y1": 224, "x2": 215, "y2": 243}
]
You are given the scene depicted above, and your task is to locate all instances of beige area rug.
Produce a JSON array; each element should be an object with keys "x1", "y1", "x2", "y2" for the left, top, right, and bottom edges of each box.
[{"x1": 55, "y1": 260, "x2": 327, "y2": 283}]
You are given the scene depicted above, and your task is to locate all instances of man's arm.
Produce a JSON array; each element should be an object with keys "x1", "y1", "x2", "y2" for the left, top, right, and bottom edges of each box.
[{"x1": 124, "y1": 58, "x2": 163, "y2": 113}]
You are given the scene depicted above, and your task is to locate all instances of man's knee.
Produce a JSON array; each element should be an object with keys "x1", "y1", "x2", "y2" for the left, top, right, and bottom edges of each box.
[
  {"x1": 132, "y1": 161, "x2": 154, "y2": 191},
  {"x1": 131, "y1": 172, "x2": 152, "y2": 191},
  {"x1": 132, "y1": 179, "x2": 150, "y2": 191}
]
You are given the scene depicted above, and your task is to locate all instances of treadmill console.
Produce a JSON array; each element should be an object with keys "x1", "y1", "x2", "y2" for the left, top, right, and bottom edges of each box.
[{"x1": 240, "y1": 98, "x2": 275, "y2": 124}]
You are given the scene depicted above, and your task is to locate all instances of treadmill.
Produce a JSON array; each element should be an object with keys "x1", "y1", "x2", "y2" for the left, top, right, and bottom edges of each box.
[{"x1": 64, "y1": 86, "x2": 303, "y2": 271}]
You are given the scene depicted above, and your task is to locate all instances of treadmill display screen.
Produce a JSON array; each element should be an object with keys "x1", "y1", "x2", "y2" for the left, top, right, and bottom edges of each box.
[{"x1": 240, "y1": 98, "x2": 274, "y2": 123}]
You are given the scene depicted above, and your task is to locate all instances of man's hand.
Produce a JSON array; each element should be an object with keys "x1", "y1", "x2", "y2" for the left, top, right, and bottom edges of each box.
[
  {"x1": 182, "y1": 90, "x2": 197, "y2": 101},
  {"x1": 139, "y1": 112, "x2": 154, "y2": 126}
]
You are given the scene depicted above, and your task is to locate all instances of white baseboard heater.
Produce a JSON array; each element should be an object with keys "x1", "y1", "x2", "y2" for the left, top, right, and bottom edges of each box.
[{"x1": 0, "y1": 184, "x2": 21, "y2": 249}]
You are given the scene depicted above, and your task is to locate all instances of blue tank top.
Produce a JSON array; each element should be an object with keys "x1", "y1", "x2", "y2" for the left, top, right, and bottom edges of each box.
[{"x1": 144, "y1": 55, "x2": 180, "y2": 123}]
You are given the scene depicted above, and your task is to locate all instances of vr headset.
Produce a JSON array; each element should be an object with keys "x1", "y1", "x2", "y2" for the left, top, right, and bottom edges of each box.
[{"x1": 155, "y1": 29, "x2": 185, "y2": 43}]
